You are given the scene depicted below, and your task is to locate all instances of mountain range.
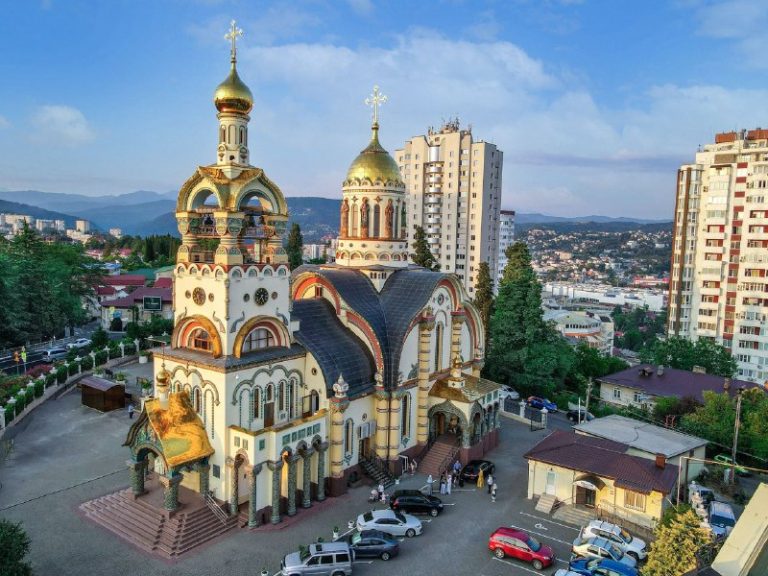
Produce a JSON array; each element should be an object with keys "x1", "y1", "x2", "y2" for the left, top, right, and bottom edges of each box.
[{"x1": 0, "y1": 190, "x2": 671, "y2": 242}]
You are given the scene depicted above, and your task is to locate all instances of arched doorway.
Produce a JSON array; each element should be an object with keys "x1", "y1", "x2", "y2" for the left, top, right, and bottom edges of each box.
[{"x1": 427, "y1": 402, "x2": 468, "y2": 446}]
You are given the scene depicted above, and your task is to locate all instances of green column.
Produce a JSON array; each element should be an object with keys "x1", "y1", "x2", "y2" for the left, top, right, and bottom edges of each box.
[
  {"x1": 198, "y1": 462, "x2": 210, "y2": 495},
  {"x1": 301, "y1": 448, "x2": 314, "y2": 508},
  {"x1": 160, "y1": 474, "x2": 183, "y2": 512},
  {"x1": 269, "y1": 460, "x2": 283, "y2": 525},
  {"x1": 127, "y1": 459, "x2": 145, "y2": 496},
  {"x1": 287, "y1": 454, "x2": 300, "y2": 517},
  {"x1": 316, "y1": 442, "x2": 328, "y2": 502},
  {"x1": 247, "y1": 464, "x2": 263, "y2": 528}
]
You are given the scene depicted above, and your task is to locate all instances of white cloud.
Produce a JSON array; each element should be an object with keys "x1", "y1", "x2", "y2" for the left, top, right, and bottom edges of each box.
[
  {"x1": 228, "y1": 31, "x2": 768, "y2": 218},
  {"x1": 346, "y1": 0, "x2": 373, "y2": 15},
  {"x1": 31, "y1": 105, "x2": 95, "y2": 145},
  {"x1": 693, "y1": 0, "x2": 768, "y2": 67}
]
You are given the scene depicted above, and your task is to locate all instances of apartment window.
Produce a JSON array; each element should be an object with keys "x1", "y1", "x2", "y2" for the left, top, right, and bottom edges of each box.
[
  {"x1": 624, "y1": 490, "x2": 646, "y2": 511},
  {"x1": 613, "y1": 388, "x2": 621, "y2": 400}
]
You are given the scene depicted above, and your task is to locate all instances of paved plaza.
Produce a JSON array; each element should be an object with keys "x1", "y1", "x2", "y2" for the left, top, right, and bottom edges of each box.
[{"x1": 0, "y1": 390, "x2": 578, "y2": 576}]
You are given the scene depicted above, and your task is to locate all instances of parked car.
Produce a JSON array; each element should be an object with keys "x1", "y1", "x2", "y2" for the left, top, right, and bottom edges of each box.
[
  {"x1": 356, "y1": 509, "x2": 422, "y2": 538},
  {"x1": 346, "y1": 529, "x2": 399, "y2": 561},
  {"x1": 709, "y1": 501, "x2": 736, "y2": 539},
  {"x1": 578, "y1": 520, "x2": 647, "y2": 561},
  {"x1": 528, "y1": 396, "x2": 558, "y2": 412},
  {"x1": 555, "y1": 571, "x2": 583, "y2": 576},
  {"x1": 280, "y1": 541, "x2": 354, "y2": 576},
  {"x1": 41, "y1": 347, "x2": 68, "y2": 362},
  {"x1": 389, "y1": 489, "x2": 443, "y2": 517},
  {"x1": 568, "y1": 557, "x2": 639, "y2": 576},
  {"x1": 67, "y1": 338, "x2": 92, "y2": 350},
  {"x1": 566, "y1": 409, "x2": 594, "y2": 423},
  {"x1": 688, "y1": 482, "x2": 715, "y2": 510},
  {"x1": 460, "y1": 459, "x2": 495, "y2": 483},
  {"x1": 714, "y1": 454, "x2": 749, "y2": 476},
  {"x1": 571, "y1": 537, "x2": 637, "y2": 569},
  {"x1": 488, "y1": 527, "x2": 555, "y2": 570},
  {"x1": 500, "y1": 385, "x2": 520, "y2": 401}
]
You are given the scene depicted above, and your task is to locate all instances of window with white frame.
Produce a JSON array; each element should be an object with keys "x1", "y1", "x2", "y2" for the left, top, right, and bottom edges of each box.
[{"x1": 624, "y1": 490, "x2": 646, "y2": 511}]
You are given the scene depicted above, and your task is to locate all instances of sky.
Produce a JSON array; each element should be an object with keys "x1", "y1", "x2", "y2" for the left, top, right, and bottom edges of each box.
[{"x1": 1, "y1": 0, "x2": 768, "y2": 218}]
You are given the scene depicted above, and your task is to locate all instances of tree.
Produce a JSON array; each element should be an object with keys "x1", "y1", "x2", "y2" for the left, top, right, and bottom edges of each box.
[
  {"x1": 642, "y1": 336, "x2": 737, "y2": 377},
  {"x1": 0, "y1": 518, "x2": 32, "y2": 576},
  {"x1": 484, "y1": 242, "x2": 573, "y2": 395},
  {"x1": 410, "y1": 226, "x2": 439, "y2": 271},
  {"x1": 286, "y1": 223, "x2": 304, "y2": 270},
  {"x1": 473, "y1": 262, "x2": 494, "y2": 347},
  {"x1": 91, "y1": 327, "x2": 109, "y2": 349},
  {"x1": 643, "y1": 508, "x2": 710, "y2": 576}
]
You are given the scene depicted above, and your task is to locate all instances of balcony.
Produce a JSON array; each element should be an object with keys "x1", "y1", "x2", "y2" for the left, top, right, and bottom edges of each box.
[
  {"x1": 427, "y1": 185, "x2": 442, "y2": 193},
  {"x1": 426, "y1": 214, "x2": 441, "y2": 224},
  {"x1": 426, "y1": 205, "x2": 442, "y2": 215},
  {"x1": 427, "y1": 165, "x2": 442, "y2": 174},
  {"x1": 426, "y1": 236, "x2": 440, "y2": 245},
  {"x1": 426, "y1": 195, "x2": 442, "y2": 205},
  {"x1": 426, "y1": 225, "x2": 441, "y2": 234},
  {"x1": 428, "y1": 175, "x2": 442, "y2": 184}
]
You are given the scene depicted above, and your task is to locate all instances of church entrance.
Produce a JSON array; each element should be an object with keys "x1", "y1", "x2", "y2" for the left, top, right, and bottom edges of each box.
[
  {"x1": 264, "y1": 401, "x2": 274, "y2": 428},
  {"x1": 358, "y1": 437, "x2": 371, "y2": 459},
  {"x1": 435, "y1": 412, "x2": 446, "y2": 435}
]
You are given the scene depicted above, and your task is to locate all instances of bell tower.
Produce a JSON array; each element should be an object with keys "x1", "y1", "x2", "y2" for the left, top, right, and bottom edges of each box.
[
  {"x1": 335, "y1": 86, "x2": 409, "y2": 280},
  {"x1": 171, "y1": 21, "x2": 294, "y2": 359}
]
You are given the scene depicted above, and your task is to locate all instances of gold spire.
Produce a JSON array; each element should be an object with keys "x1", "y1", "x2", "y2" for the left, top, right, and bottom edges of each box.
[
  {"x1": 214, "y1": 20, "x2": 253, "y2": 114},
  {"x1": 345, "y1": 85, "x2": 402, "y2": 184}
]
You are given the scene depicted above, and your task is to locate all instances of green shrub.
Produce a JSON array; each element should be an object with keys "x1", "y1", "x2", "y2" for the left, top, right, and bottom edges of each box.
[
  {"x1": 33, "y1": 380, "x2": 44, "y2": 398},
  {"x1": 95, "y1": 351, "x2": 108, "y2": 366},
  {"x1": 81, "y1": 356, "x2": 93, "y2": 371},
  {"x1": 15, "y1": 394, "x2": 25, "y2": 412},
  {"x1": 56, "y1": 368, "x2": 67, "y2": 384},
  {"x1": 4, "y1": 403, "x2": 15, "y2": 422},
  {"x1": 45, "y1": 373, "x2": 56, "y2": 388},
  {"x1": 24, "y1": 387, "x2": 35, "y2": 404},
  {"x1": 68, "y1": 363, "x2": 79, "y2": 377}
]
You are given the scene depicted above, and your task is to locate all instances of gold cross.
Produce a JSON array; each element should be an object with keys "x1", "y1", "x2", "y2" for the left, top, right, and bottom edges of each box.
[
  {"x1": 365, "y1": 85, "x2": 388, "y2": 125},
  {"x1": 225, "y1": 20, "x2": 243, "y2": 62}
]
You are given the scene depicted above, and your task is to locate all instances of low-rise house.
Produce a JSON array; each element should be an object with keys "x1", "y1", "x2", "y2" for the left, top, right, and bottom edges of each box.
[
  {"x1": 574, "y1": 415, "x2": 707, "y2": 483},
  {"x1": 99, "y1": 274, "x2": 146, "y2": 292},
  {"x1": 100, "y1": 286, "x2": 172, "y2": 330},
  {"x1": 524, "y1": 430, "x2": 678, "y2": 529},
  {"x1": 598, "y1": 365, "x2": 760, "y2": 410}
]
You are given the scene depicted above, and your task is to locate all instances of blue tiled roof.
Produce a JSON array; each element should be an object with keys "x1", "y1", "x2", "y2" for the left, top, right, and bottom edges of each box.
[
  {"x1": 294, "y1": 266, "x2": 445, "y2": 389},
  {"x1": 292, "y1": 298, "x2": 376, "y2": 398}
]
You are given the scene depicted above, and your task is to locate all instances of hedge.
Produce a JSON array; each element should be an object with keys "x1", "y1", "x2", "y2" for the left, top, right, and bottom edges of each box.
[
  {"x1": 4, "y1": 403, "x2": 14, "y2": 423},
  {"x1": 45, "y1": 373, "x2": 56, "y2": 388},
  {"x1": 15, "y1": 394, "x2": 25, "y2": 412},
  {"x1": 24, "y1": 387, "x2": 35, "y2": 405},
  {"x1": 34, "y1": 380, "x2": 44, "y2": 398},
  {"x1": 56, "y1": 368, "x2": 67, "y2": 384},
  {"x1": 68, "y1": 363, "x2": 79, "y2": 377},
  {"x1": 95, "y1": 351, "x2": 108, "y2": 366},
  {"x1": 81, "y1": 356, "x2": 93, "y2": 371}
]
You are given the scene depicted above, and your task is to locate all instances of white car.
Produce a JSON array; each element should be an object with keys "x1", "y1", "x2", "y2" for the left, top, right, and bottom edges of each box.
[
  {"x1": 579, "y1": 520, "x2": 647, "y2": 560},
  {"x1": 67, "y1": 338, "x2": 92, "y2": 350},
  {"x1": 500, "y1": 385, "x2": 520, "y2": 401},
  {"x1": 356, "y1": 509, "x2": 422, "y2": 538},
  {"x1": 554, "y1": 571, "x2": 582, "y2": 576},
  {"x1": 571, "y1": 537, "x2": 637, "y2": 568}
]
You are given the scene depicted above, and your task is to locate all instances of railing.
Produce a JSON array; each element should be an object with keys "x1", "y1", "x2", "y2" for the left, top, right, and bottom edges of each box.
[
  {"x1": 205, "y1": 492, "x2": 229, "y2": 525},
  {"x1": 413, "y1": 436, "x2": 436, "y2": 472},
  {"x1": 436, "y1": 436, "x2": 461, "y2": 477}
]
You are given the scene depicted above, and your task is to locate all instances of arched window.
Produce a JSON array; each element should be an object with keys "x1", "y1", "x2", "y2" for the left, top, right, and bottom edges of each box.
[
  {"x1": 287, "y1": 379, "x2": 296, "y2": 418},
  {"x1": 193, "y1": 388, "x2": 202, "y2": 414},
  {"x1": 242, "y1": 327, "x2": 275, "y2": 353},
  {"x1": 228, "y1": 125, "x2": 235, "y2": 144},
  {"x1": 373, "y1": 204, "x2": 381, "y2": 237},
  {"x1": 278, "y1": 381, "x2": 285, "y2": 412},
  {"x1": 190, "y1": 329, "x2": 212, "y2": 352},
  {"x1": 351, "y1": 204, "x2": 359, "y2": 236},
  {"x1": 266, "y1": 384, "x2": 274, "y2": 402},
  {"x1": 220, "y1": 125, "x2": 225, "y2": 143},
  {"x1": 239, "y1": 127, "x2": 244, "y2": 145},
  {"x1": 310, "y1": 390, "x2": 319, "y2": 413},
  {"x1": 434, "y1": 323, "x2": 444, "y2": 372},
  {"x1": 401, "y1": 393, "x2": 410, "y2": 440},
  {"x1": 344, "y1": 419, "x2": 354, "y2": 456}
]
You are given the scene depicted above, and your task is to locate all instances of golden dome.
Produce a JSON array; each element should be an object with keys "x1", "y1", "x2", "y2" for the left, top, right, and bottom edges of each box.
[
  {"x1": 214, "y1": 63, "x2": 253, "y2": 114},
  {"x1": 346, "y1": 123, "x2": 403, "y2": 185},
  {"x1": 156, "y1": 367, "x2": 171, "y2": 387}
]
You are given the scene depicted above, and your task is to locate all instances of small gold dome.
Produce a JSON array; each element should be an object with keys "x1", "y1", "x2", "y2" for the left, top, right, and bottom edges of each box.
[
  {"x1": 214, "y1": 64, "x2": 253, "y2": 114},
  {"x1": 156, "y1": 367, "x2": 171, "y2": 387},
  {"x1": 346, "y1": 123, "x2": 403, "y2": 185}
]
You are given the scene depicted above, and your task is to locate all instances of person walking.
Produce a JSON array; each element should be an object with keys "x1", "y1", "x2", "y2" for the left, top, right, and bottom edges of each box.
[
  {"x1": 446, "y1": 473, "x2": 452, "y2": 495},
  {"x1": 453, "y1": 459, "x2": 461, "y2": 475},
  {"x1": 427, "y1": 474, "x2": 434, "y2": 496},
  {"x1": 439, "y1": 473, "x2": 447, "y2": 495},
  {"x1": 128, "y1": 403, "x2": 135, "y2": 419},
  {"x1": 477, "y1": 469, "x2": 485, "y2": 489},
  {"x1": 491, "y1": 482, "x2": 497, "y2": 503},
  {"x1": 487, "y1": 472, "x2": 494, "y2": 494}
]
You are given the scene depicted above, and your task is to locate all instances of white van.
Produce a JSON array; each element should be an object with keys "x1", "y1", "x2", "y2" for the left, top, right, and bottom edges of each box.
[{"x1": 42, "y1": 347, "x2": 68, "y2": 362}]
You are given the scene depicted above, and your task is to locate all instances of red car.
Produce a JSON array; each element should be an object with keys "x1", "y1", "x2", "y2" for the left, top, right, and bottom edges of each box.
[{"x1": 488, "y1": 527, "x2": 555, "y2": 570}]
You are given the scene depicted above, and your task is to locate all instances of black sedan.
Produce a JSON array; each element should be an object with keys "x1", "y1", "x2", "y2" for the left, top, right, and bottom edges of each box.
[
  {"x1": 346, "y1": 530, "x2": 400, "y2": 561},
  {"x1": 460, "y1": 459, "x2": 495, "y2": 483},
  {"x1": 389, "y1": 489, "x2": 444, "y2": 517}
]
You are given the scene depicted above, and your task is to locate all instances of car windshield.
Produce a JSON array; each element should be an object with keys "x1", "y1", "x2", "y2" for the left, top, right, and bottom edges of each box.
[
  {"x1": 362, "y1": 512, "x2": 373, "y2": 522},
  {"x1": 609, "y1": 543, "x2": 623, "y2": 558},
  {"x1": 711, "y1": 514, "x2": 735, "y2": 528},
  {"x1": 526, "y1": 537, "x2": 541, "y2": 552},
  {"x1": 394, "y1": 512, "x2": 406, "y2": 523},
  {"x1": 620, "y1": 528, "x2": 632, "y2": 542}
]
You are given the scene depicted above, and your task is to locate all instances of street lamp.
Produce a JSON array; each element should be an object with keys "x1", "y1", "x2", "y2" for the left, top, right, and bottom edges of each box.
[{"x1": 729, "y1": 387, "x2": 745, "y2": 485}]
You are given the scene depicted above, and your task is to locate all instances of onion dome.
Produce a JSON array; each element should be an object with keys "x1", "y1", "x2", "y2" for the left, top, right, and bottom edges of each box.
[
  {"x1": 155, "y1": 367, "x2": 171, "y2": 388},
  {"x1": 214, "y1": 63, "x2": 253, "y2": 114},
  {"x1": 346, "y1": 122, "x2": 403, "y2": 184}
]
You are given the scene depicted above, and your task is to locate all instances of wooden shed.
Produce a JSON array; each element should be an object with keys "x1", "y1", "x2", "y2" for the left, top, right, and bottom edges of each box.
[{"x1": 81, "y1": 376, "x2": 126, "y2": 412}]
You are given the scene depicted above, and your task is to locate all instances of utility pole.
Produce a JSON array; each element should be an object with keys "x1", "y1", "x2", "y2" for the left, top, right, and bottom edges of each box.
[
  {"x1": 730, "y1": 387, "x2": 744, "y2": 485},
  {"x1": 584, "y1": 378, "x2": 593, "y2": 423}
]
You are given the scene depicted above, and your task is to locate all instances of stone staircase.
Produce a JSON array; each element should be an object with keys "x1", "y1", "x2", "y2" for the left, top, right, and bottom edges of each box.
[
  {"x1": 80, "y1": 488, "x2": 237, "y2": 558},
  {"x1": 360, "y1": 457, "x2": 396, "y2": 488},
  {"x1": 535, "y1": 494, "x2": 558, "y2": 514},
  {"x1": 418, "y1": 435, "x2": 460, "y2": 478},
  {"x1": 553, "y1": 504, "x2": 596, "y2": 528}
]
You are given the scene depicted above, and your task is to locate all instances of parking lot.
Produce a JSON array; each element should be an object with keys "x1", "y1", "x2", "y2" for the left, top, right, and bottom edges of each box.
[{"x1": 0, "y1": 392, "x2": 584, "y2": 576}]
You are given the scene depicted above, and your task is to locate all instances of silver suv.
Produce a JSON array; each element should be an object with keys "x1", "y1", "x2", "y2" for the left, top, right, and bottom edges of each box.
[{"x1": 281, "y1": 541, "x2": 354, "y2": 576}]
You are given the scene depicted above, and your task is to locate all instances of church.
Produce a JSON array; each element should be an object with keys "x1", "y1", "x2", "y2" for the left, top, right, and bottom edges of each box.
[{"x1": 124, "y1": 22, "x2": 502, "y2": 529}]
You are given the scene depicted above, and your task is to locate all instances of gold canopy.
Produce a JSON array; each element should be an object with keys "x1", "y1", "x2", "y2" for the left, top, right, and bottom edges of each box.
[{"x1": 345, "y1": 123, "x2": 403, "y2": 185}]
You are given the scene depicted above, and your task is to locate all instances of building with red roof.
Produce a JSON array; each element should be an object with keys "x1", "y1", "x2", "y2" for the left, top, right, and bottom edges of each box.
[{"x1": 100, "y1": 286, "x2": 172, "y2": 330}]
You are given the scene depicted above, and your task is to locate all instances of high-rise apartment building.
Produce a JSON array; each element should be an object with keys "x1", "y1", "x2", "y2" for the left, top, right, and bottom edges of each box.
[
  {"x1": 496, "y1": 209, "x2": 516, "y2": 287},
  {"x1": 395, "y1": 120, "x2": 503, "y2": 295},
  {"x1": 668, "y1": 129, "x2": 768, "y2": 383}
]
